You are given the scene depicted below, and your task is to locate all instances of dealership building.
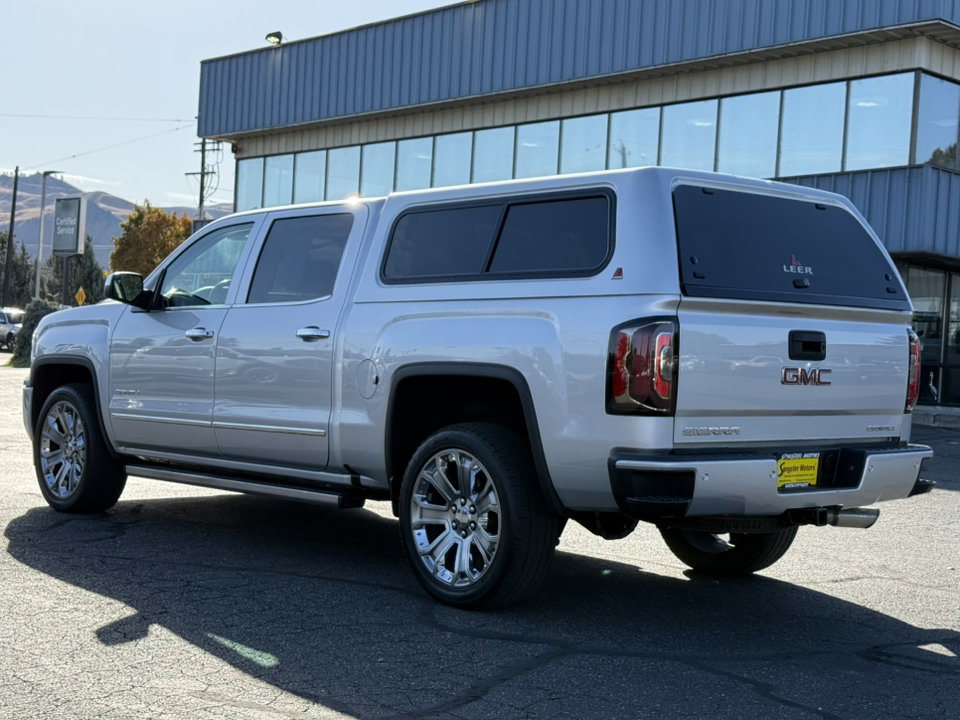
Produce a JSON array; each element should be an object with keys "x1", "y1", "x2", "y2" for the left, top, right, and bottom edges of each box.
[{"x1": 198, "y1": 0, "x2": 960, "y2": 408}]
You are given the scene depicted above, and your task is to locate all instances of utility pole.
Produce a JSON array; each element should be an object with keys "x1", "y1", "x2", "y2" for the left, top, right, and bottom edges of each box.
[
  {"x1": 2, "y1": 166, "x2": 19, "y2": 307},
  {"x1": 186, "y1": 138, "x2": 215, "y2": 232}
]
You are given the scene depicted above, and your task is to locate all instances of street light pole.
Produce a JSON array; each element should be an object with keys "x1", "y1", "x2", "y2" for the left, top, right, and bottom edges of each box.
[{"x1": 34, "y1": 170, "x2": 62, "y2": 299}]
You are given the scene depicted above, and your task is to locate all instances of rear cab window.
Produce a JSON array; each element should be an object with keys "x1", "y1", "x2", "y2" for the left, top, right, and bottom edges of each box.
[
  {"x1": 382, "y1": 191, "x2": 614, "y2": 283},
  {"x1": 672, "y1": 185, "x2": 910, "y2": 311}
]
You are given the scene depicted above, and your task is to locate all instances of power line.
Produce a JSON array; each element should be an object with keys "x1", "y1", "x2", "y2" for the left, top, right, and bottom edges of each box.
[
  {"x1": 0, "y1": 112, "x2": 193, "y2": 122},
  {"x1": 30, "y1": 124, "x2": 194, "y2": 168}
]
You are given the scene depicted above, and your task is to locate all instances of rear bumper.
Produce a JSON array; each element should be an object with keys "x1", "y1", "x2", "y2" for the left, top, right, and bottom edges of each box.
[{"x1": 609, "y1": 444, "x2": 933, "y2": 519}]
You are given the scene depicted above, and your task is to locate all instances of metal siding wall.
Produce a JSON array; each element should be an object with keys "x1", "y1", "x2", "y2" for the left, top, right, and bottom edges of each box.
[
  {"x1": 782, "y1": 167, "x2": 960, "y2": 258},
  {"x1": 198, "y1": 0, "x2": 960, "y2": 137}
]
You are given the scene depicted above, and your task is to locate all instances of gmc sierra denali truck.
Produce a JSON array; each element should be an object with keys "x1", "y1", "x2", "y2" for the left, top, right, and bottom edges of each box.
[{"x1": 24, "y1": 167, "x2": 934, "y2": 608}]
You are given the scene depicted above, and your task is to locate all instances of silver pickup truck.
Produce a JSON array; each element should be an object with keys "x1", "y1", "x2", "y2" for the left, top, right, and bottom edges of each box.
[{"x1": 24, "y1": 167, "x2": 933, "y2": 608}]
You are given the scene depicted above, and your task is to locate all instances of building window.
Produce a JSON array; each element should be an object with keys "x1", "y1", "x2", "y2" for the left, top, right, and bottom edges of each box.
[
  {"x1": 515, "y1": 121, "x2": 560, "y2": 179},
  {"x1": 432, "y1": 131, "x2": 472, "y2": 188},
  {"x1": 472, "y1": 127, "x2": 515, "y2": 183},
  {"x1": 236, "y1": 157, "x2": 264, "y2": 212},
  {"x1": 263, "y1": 154, "x2": 294, "y2": 208},
  {"x1": 916, "y1": 74, "x2": 960, "y2": 170},
  {"x1": 845, "y1": 73, "x2": 914, "y2": 171},
  {"x1": 395, "y1": 137, "x2": 433, "y2": 192},
  {"x1": 907, "y1": 267, "x2": 946, "y2": 405},
  {"x1": 607, "y1": 107, "x2": 660, "y2": 169},
  {"x1": 717, "y1": 91, "x2": 780, "y2": 178},
  {"x1": 560, "y1": 114, "x2": 608, "y2": 174},
  {"x1": 360, "y1": 141, "x2": 396, "y2": 197},
  {"x1": 326, "y1": 146, "x2": 361, "y2": 200},
  {"x1": 294, "y1": 150, "x2": 326, "y2": 204},
  {"x1": 778, "y1": 82, "x2": 846, "y2": 177},
  {"x1": 660, "y1": 99, "x2": 717, "y2": 172}
]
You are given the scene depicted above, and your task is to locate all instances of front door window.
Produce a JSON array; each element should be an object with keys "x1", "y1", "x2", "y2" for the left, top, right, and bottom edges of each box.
[{"x1": 160, "y1": 224, "x2": 252, "y2": 307}]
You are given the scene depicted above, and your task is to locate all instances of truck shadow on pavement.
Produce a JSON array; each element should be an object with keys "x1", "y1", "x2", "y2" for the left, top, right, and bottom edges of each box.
[{"x1": 5, "y1": 494, "x2": 960, "y2": 720}]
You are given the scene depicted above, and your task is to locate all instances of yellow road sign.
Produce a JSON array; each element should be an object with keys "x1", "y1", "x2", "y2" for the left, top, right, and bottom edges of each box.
[{"x1": 75, "y1": 287, "x2": 86, "y2": 306}]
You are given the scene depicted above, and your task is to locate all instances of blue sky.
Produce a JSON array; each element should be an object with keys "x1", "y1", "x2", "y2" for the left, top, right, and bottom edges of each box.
[{"x1": 1, "y1": 0, "x2": 453, "y2": 208}]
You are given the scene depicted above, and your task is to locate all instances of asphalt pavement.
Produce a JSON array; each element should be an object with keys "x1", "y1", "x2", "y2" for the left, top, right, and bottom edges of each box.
[{"x1": 1, "y1": 366, "x2": 957, "y2": 719}]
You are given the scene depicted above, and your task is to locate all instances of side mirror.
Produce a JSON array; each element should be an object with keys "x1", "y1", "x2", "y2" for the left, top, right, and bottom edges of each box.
[{"x1": 104, "y1": 272, "x2": 150, "y2": 308}]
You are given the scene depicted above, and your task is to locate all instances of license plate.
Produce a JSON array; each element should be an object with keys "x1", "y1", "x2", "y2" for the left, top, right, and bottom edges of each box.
[{"x1": 777, "y1": 452, "x2": 820, "y2": 490}]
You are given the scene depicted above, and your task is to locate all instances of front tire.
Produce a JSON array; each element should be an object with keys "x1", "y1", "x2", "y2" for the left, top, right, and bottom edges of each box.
[
  {"x1": 659, "y1": 526, "x2": 798, "y2": 576},
  {"x1": 34, "y1": 384, "x2": 127, "y2": 513},
  {"x1": 399, "y1": 423, "x2": 557, "y2": 609}
]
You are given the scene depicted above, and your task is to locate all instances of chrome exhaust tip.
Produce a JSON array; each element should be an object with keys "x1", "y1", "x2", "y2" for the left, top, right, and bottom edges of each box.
[{"x1": 828, "y1": 507, "x2": 880, "y2": 529}]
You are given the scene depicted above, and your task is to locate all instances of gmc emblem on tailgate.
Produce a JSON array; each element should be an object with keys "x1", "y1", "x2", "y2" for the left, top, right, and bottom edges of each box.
[{"x1": 781, "y1": 367, "x2": 832, "y2": 386}]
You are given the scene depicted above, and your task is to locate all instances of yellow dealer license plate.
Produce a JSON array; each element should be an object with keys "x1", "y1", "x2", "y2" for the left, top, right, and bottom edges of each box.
[{"x1": 777, "y1": 452, "x2": 820, "y2": 491}]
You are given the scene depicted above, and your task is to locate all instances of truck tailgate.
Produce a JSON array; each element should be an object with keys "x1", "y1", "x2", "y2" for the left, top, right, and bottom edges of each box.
[{"x1": 674, "y1": 302, "x2": 909, "y2": 445}]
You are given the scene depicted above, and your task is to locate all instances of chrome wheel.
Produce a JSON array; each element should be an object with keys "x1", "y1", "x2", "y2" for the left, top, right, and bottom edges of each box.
[
  {"x1": 39, "y1": 400, "x2": 87, "y2": 500},
  {"x1": 409, "y1": 448, "x2": 501, "y2": 588}
]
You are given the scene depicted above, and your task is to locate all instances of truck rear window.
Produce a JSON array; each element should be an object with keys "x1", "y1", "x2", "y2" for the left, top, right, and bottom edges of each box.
[{"x1": 673, "y1": 185, "x2": 910, "y2": 311}]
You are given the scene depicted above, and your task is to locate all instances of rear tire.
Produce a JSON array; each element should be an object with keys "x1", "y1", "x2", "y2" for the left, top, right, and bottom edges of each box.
[
  {"x1": 659, "y1": 526, "x2": 798, "y2": 576},
  {"x1": 399, "y1": 423, "x2": 558, "y2": 609},
  {"x1": 34, "y1": 384, "x2": 127, "y2": 513}
]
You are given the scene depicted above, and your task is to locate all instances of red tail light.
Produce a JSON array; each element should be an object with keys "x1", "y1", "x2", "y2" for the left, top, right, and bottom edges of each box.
[
  {"x1": 906, "y1": 328, "x2": 921, "y2": 412},
  {"x1": 608, "y1": 319, "x2": 677, "y2": 415}
]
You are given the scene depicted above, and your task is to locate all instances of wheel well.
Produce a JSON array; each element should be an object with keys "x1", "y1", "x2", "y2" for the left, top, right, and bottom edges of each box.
[
  {"x1": 31, "y1": 364, "x2": 95, "y2": 432},
  {"x1": 387, "y1": 374, "x2": 530, "y2": 511}
]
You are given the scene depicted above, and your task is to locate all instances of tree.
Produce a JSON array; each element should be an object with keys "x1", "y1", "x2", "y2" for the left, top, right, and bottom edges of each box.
[
  {"x1": 111, "y1": 202, "x2": 192, "y2": 277},
  {"x1": 43, "y1": 239, "x2": 106, "y2": 306},
  {"x1": 0, "y1": 231, "x2": 37, "y2": 308}
]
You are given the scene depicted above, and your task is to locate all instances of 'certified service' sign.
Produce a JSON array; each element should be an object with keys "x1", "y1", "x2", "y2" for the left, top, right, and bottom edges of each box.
[{"x1": 53, "y1": 197, "x2": 86, "y2": 257}]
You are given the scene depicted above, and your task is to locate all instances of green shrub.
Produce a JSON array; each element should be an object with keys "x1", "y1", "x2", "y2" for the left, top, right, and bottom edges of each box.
[{"x1": 12, "y1": 299, "x2": 59, "y2": 368}]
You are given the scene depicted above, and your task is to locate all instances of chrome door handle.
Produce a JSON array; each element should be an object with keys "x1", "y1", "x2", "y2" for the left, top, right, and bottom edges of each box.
[
  {"x1": 296, "y1": 326, "x2": 331, "y2": 341},
  {"x1": 185, "y1": 327, "x2": 215, "y2": 341}
]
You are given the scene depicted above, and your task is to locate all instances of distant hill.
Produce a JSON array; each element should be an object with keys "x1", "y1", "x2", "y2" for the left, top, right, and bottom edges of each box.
[{"x1": 0, "y1": 173, "x2": 232, "y2": 269}]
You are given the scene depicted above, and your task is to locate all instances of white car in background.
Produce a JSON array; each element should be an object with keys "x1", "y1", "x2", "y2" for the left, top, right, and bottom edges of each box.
[{"x1": 0, "y1": 307, "x2": 23, "y2": 351}]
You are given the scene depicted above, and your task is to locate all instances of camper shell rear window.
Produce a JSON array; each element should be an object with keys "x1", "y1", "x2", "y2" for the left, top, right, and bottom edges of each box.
[{"x1": 672, "y1": 185, "x2": 910, "y2": 311}]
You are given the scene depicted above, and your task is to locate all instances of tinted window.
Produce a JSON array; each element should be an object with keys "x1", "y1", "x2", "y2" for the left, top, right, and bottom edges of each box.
[
  {"x1": 384, "y1": 205, "x2": 500, "y2": 280},
  {"x1": 673, "y1": 186, "x2": 908, "y2": 310},
  {"x1": 161, "y1": 224, "x2": 253, "y2": 307},
  {"x1": 6, "y1": 310, "x2": 23, "y2": 324},
  {"x1": 248, "y1": 214, "x2": 353, "y2": 304},
  {"x1": 489, "y1": 197, "x2": 610, "y2": 274}
]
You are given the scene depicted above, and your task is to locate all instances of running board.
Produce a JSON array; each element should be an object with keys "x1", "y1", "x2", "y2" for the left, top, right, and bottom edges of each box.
[{"x1": 125, "y1": 465, "x2": 365, "y2": 509}]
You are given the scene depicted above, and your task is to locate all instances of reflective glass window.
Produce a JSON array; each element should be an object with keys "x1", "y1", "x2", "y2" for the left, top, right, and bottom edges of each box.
[
  {"x1": 248, "y1": 214, "x2": 354, "y2": 304},
  {"x1": 160, "y1": 224, "x2": 252, "y2": 307},
  {"x1": 263, "y1": 155, "x2": 294, "y2": 208},
  {"x1": 916, "y1": 74, "x2": 960, "y2": 169},
  {"x1": 325, "y1": 146, "x2": 361, "y2": 200},
  {"x1": 908, "y1": 267, "x2": 946, "y2": 404},
  {"x1": 946, "y1": 273, "x2": 960, "y2": 367},
  {"x1": 660, "y1": 99, "x2": 718, "y2": 171},
  {"x1": 779, "y1": 82, "x2": 846, "y2": 176},
  {"x1": 560, "y1": 115, "x2": 608, "y2": 174},
  {"x1": 717, "y1": 92, "x2": 779, "y2": 178},
  {"x1": 608, "y1": 107, "x2": 660, "y2": 169},
  {"x1": 293, "y1": 150, "x2": 326, "y2": 204},
  {"x1": 515, "y1": 121, "x2": 560, "y2": 179},
  {"x1": 236, "y1": 158, "x2": 264, "y2": 212},
  {"x1": 472, "y1": 127, "x2": 515, "y2": 183},
  {"x1": 395, "y1": 137, "x2": 433, "y2": 192},
  {"x1": 845, "y1": 73, "x2": 914, "y2": 171},
  {"x1": 360, "y1": 141, "x2": 396, "y2": 197},
  {"x1": 432, "y1": 132, "x2": 472, "y2": 188}
]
